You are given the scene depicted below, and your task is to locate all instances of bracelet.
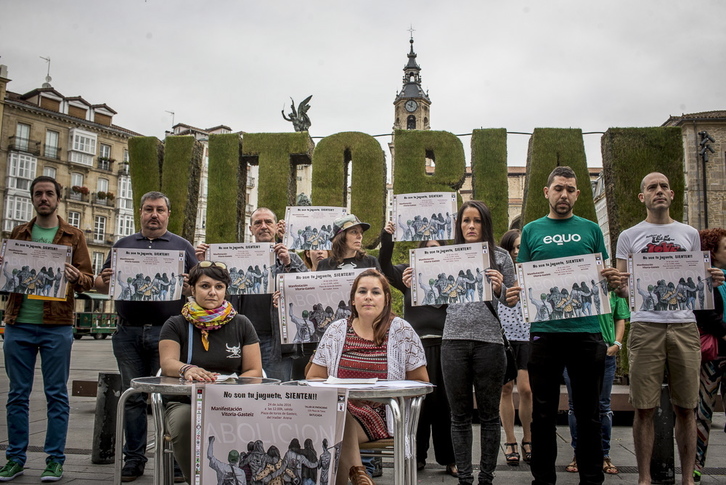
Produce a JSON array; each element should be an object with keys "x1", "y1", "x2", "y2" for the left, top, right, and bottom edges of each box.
[
  {"x1": 179, "y1": 364, "x2": 197, "y2": 378},
  {"x1": 613, "y1": 341, "x2": 623, "y2": 349}
]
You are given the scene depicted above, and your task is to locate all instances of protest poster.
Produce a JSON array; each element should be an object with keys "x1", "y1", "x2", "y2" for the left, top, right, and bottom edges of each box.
[
  {"x1": 0, "y1": 239, "x2": 72, "y2": 299},
  {"x1": 192, "y1": 383, "x2": 347, "y2": 485},
  {"x1": 392, "y1": 192, "x2": 457, "y2": 242},
  {"x1": 409, "y1": 242, "x2": 491, "y2": 306},
  {"x1": 277, "y1": 269, "x2": 363, "y2": 344},
  {"x1": 283, "y1": 206, "x2": 348, "y2": 250},
  {"x1": 108, "y1": 247, "x2": 185, "y2": 301},
  {"x1": 517, "y1": 253, "x2": 610, "y2": 323},
  {"x1": 626, "y1": 250, "x2": 714, "y2": 311},
  {"x1": 207, "y1": 243, "x2": 276, "y2": 295}
]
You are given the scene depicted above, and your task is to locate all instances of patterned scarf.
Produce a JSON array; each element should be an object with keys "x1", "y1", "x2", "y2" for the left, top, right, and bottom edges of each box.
[{"x1": 182, "y1": 300, "x2": 237, "y2": 351}]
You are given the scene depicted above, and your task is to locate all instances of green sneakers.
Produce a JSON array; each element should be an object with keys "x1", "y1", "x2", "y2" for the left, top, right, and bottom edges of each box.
[
  {"x1": 0, "y1": 461, "x2": 24, "y2": 481},
  {"x1": 40, "y1": 462, "x2": 63, "y2": 482}
]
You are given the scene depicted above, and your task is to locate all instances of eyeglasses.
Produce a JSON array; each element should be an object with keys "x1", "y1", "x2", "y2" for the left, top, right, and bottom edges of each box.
[{"x1": 198, "y1": 261, "x2": 228, "y2": 270}]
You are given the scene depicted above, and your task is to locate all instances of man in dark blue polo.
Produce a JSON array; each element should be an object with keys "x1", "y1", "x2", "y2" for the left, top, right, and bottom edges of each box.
[{"x1": 95, "y1": 191, "x2": 196, "y2": 482}]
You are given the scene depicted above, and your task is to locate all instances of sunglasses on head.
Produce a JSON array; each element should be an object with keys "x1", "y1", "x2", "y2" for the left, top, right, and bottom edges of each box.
[{"x1": 198, "y1": 261, "x2": 228, "y2": 270}]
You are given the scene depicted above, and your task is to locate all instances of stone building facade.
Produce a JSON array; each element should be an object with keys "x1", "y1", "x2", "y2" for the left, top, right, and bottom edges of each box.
[
  {"x1": 0, "y1": 65, "x2": 140, "y2": 274},
  {"x1": 662, "y1": 111, "x2": 726, "y2": 230}
]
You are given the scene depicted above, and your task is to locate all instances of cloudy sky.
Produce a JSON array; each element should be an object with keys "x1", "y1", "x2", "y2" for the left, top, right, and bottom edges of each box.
[{"x1": 2, "y1": 0, "x2": 724, "y2": 167}]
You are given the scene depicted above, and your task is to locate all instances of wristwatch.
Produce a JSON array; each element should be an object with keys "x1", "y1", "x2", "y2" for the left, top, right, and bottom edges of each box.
[{"x1": 613, "y1": 341, "x2": 623, "y2": 349}]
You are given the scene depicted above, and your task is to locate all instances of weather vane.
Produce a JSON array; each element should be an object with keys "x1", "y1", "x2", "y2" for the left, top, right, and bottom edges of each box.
[{"x1": 40, "y1": 56, "x2": 52, "y2": 87}]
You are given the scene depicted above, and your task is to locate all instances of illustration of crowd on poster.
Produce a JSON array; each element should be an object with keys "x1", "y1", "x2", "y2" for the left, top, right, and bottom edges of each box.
[
  {"x1": 409, "y1": 242, "x2": 492, "y2": 306},
  {"x1": 283, "y1": 206, "x2": 348, "y2": 251},
  {"x1": 0, "y1": 239, "x2": 72, "y2": 298},
  {"x1": 194, "y1": 384, "x2": 347, "y2": 485},
  {"x1": 109, "y1": 247, "x2": 185, "y2": 301},
  {"x1": 277, "y1": 269, "x2": 361, "y2": 344},
  {"x1": 627, "y1": 250, "x2": 715, "y2": 312},
  {"x1": 517, "y1": 253, "x2": 610, "y2": 323},
  {"x1": 392, "y1": 192, "x2": 458, "y2": 242},
  {"x1": 207, "y1": 243, "x2": 277, "y2": 295}
]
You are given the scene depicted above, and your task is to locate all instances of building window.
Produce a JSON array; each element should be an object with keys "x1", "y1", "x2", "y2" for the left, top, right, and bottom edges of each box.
[
  {"x1": 92, "y1": 252, "x2": 105, "y2": 275},
  {"x1": 7, "y1": 152, "x2": 37, "y2": 191},
  {"x1": 44, "y1": 130, "x2": 60, "y2": 159},
  {"x1": 97, "y1": 178, "x2": 109, "y2": 193},
  {"x1": 94, "y1": 216, "x2": 106, "y2": 243},
  {"x1": 43, "y1": 166, "x2": 57, "y2": 179},
  {"x1": 15, "y1": 123, "x2": 31, "y2": 151},
  {"x1": 68, "y1": 211, "x2": 81, "y2": 228},
  {"x1": 71, "y1": 172, "x2": 84, "y2": 188},
  {"x1": 69, "y1": 128, "x2": 97, "y2": 166},
  {"x1": 117, "y1": 214, "x2": 135, "y2": 237},
  {"x1": 118, "y1": 176, "x2": 134, "y2": 210},
  {"x1": 123, "y1": 149, "x2": 129, "y2": 163},
  {"x1": 100, "y1": 144, "x2": 111, "y2": 159},
  {"x1": 4, "y1": 195, "x2": 33, "y2": 231}
]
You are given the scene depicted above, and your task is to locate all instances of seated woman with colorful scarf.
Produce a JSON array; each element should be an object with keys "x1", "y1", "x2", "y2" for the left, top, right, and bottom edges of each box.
[{"x1": 159, "y1": 261, "x2": 262, "y2": 482}]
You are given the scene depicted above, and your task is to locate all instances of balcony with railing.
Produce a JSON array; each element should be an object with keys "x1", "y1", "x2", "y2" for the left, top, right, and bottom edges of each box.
[
  {"x1": 43, "y1": 145, "x2": 62, "y2": 160},
  {"x1": 8, "y1": 136, "x2": 41, "y2": 155},
  {"x1": 118, "y1": 163, "x2": 130, "y2": 176},
  {"x1": 67, "y1": 186, "x2": 90, "y2": 202},
  {"x1": 85, "y1": 231, "x2": 116, "y2": 246},
  {"x1": 93, "y1": 191, "x2": 116, "y2": 207},
  {"x1": 97, "y1": 157, "x2": 115, "y2": 171}
]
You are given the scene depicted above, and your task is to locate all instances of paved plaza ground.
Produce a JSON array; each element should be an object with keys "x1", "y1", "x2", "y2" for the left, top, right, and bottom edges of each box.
[{"x1": 0, "y1": 337, "x2": 725, "y2": 484}]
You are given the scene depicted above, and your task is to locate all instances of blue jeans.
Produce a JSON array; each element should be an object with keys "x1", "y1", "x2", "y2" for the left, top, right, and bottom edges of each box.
[
  {"x1": 4, "y1": 323, "x2": 74, "y2": 465},
  {"x1": 258, "y1": 334, "x2": 293, "y2": 381},
  {"x1": 564, "y1": 354, "x2": 616, "y2": 456},
  {"x1": 442, "y1": 340, "x2": 505, "y2": 485},
  {"x1": 112, "y1": 324, "x2": 163, "y2": 466}
]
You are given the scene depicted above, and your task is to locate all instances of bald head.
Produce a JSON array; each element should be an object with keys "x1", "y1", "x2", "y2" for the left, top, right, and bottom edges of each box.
[{"x1": 640, "y1": 172, "x2": 669, "y2": 193}]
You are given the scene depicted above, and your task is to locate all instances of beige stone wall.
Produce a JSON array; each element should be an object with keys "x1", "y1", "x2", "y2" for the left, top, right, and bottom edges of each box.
[{"x1": 681, "y1": 122, "x2": 726, "y2": 229}]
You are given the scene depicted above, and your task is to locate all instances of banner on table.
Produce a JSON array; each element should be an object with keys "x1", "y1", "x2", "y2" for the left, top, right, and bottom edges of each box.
[{"x1": 192, "y1": 383, "x2": 347, "y2": 485}]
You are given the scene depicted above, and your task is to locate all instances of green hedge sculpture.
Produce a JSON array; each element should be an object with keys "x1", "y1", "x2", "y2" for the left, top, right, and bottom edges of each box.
[
  {"x1": 521, "y1": 128, "x2": 596, "y2": 226},
  {"x1": 208, "y1": 133, "x2": 245, "y2": 243},
  {"x1": 127, "y1": 136, "x2": 164, "y2": 230},
  {"x1": 311, "y1": 132, "x2": 386, "y2": 248},
  {"x1": 601, "y1": 127, "x2": 684, "y2": 251},
  {"x1": 242, "y1": 132, "x2": 314, "y2": 222},
  {"x1": 471, "y1": 128, "x2": 509, "y2": 242}
]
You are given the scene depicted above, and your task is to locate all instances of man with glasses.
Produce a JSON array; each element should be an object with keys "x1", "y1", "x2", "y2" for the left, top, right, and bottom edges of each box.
[{"x1": 95, "y1": 191, "x2": 196, "y2": 482}]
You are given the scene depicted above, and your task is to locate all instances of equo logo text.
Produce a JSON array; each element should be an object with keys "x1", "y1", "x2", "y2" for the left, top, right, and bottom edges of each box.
[{"x1": 543, "y1": 234, "x2": 582, "y2": 245}]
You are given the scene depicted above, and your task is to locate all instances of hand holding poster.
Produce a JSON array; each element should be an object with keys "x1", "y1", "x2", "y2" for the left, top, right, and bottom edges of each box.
[
  {"x1": 193, "y1": 383, "x2": 347, "y2": 485},
  {"x1": 283, "y1": 206, "x2": 348, "y2": 250},
  {"x1": 409, "y1": 242, "x2": 491, "y2": 306},
  {"x1": 0, "y1": 239, "x2": 72, "y2": 299},
  {"x1": 109, "y1": 248, "x2": 185, "y2": 301},
  {"x1": 206, "y1": 243, "x2": 276, "y2": 295},
  {"x1": 517, "y1": 253, "x2": 610, "y2": 323},
  {"x1": 392, "y1": 192, "x2": 457, "y2": 242},
  {"x1": 277, "y1": 270, "x2": 363, "y2": 344},
  {"x1": 626, "y1": 251, "x2": 714, "y2": 311}
]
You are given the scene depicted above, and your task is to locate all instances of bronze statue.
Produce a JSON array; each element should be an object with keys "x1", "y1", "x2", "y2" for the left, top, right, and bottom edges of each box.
[{"x1": 282, "y1": 95, "x2": 312, "y2": 132}]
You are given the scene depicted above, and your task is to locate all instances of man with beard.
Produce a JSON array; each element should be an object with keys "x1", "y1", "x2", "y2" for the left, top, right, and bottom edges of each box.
[
  {"x1": 0, "y1": 176, "x2": 93, "y2": 482},
  {"x1": 516, "y1": 166, "x2": 620, "y2": 485}
]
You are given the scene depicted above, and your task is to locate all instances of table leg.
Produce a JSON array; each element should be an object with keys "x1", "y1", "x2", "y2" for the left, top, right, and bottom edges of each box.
[
  {"x1": 114, "y1": 388, "x2": 140, "y2": 484},
  {"x1": 388, "y1": 398, "x2": 404, "y2": 485},
  {"x1": 406, "y1": 396, "x2": 425, "y2": 485}
]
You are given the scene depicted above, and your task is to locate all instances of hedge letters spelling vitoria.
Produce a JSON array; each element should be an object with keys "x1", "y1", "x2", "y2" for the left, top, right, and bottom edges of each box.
[{"x1": 128, "y1": 127, "x2": 684, "y2": 255}]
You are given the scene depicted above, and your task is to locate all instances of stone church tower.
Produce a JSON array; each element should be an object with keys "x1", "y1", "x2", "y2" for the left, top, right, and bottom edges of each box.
[{"x1": 392, "y1": 35, "x2": 431, "y2": 131}]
